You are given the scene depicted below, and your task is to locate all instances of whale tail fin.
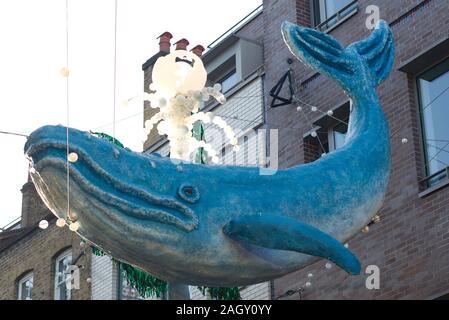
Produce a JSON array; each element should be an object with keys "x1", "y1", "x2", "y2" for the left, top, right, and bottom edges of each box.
[{"x1": 281, "y1": 20, "x2": 394, "y2": 88}]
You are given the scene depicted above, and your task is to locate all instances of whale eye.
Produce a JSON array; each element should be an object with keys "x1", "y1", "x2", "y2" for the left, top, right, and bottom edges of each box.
[{"x1": 177, "y1": 183, "x2": 200, "y2": 204}]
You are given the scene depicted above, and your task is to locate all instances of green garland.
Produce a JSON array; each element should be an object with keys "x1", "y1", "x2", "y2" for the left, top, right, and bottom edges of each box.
[
  {"x1": 198, "y1": 286, "x2": 242, "y2": 300},
  {"x1": 119, "y1": 261, "x2": 167, "y2": 299},
  {"x1": 90, "y1": 131, "x2": 241, "y2": 300},
  {"x1": 90, "y1": 131, "x2": 124, "y2": 148}
]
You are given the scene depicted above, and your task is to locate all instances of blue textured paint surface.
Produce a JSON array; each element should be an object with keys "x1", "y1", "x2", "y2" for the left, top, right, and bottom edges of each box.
[{"x1": 24, "y1": 20, "x2": 394, "y2": 286}]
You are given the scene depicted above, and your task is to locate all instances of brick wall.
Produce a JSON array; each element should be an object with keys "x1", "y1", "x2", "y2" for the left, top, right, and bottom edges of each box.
[
  {"x1": 270, "y1": 0, "x2": 449, "y2": 299},
  {"x1": 20, "y1": 180, "x2": 51, "y2": 228},
  {"x1": 139, "y1": 0, "x2": 449, "y2": 300},
  {"x1": 0, "y1": 184, "x2": 91, "y2": 300},
  {"x1": 0, "y1": 221, "x2": 91, "y2": 300}
]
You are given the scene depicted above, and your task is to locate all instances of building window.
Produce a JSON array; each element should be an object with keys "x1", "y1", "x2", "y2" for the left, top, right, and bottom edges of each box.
[
  {"x1": 17, "y1": 272, "x2": 33, "y2": 300},
  {"x1": 219, "y1": 70, "x2": 238, "y2": 93},
  {"x1": 329, "y1": 121, "x2": 348, "y2": 152},
  {"x1": 54, "y1": 249, "x2": 72, "y2": 300},
  {"x1": 303, "y1": 102, "x2": 349, "y2": 162},
  {"x1": 313, "y1": 0, "x2": 358, "y2": 31},
  {"x1": 417, "y1": 58, "x2": 449, "y2": 187}
]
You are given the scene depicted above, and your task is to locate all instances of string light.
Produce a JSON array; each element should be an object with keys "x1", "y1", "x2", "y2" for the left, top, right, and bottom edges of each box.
[
  {"x1": 325, "y1": 262, "x2": 332, "y2": 269},
  {"x1": 69, "y1": 221, "x2": 79, "y2": 232},
  {"x1": 38, "y1": 220, "x2": 49, "y2": 229},
  {"x1": 362, "y1": 226, "x2": 370, "y2": 233},
  {"x1": 60, "y1": 67, "x2": 70, "y2": 77},
  {"x1": 67, "y1": 152, "x2": 78, "y2": 163},
  {"x1": 56, "y1": 218, "x2": 66, "y2": 228},
  {"x1": 401, "y1": 138, "x2": 408, "y2": 144}
]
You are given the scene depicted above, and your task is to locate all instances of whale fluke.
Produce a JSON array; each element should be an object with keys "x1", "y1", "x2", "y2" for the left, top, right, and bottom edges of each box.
[{"x1": 282, "y1": 20, "x2": 394, "y2": 90}]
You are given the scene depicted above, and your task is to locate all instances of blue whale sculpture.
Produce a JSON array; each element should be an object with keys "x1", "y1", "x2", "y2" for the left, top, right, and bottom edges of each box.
[{"x1": 24, "y1": 20, "x2": 394, "y2": 286}]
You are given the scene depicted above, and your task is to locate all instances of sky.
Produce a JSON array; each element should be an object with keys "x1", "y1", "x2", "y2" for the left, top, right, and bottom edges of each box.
[{"x1": 0, "y1": 0, "x2": 262, "y2": 227}]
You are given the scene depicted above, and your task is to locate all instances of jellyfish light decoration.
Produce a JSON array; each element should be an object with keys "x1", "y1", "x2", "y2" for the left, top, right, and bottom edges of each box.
[{"x1": 142, "y1": 49, "x2": 238, "y2": 163}]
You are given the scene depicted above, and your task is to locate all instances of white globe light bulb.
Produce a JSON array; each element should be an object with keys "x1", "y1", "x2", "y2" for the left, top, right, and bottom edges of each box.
[
  {"x1": 39, "y1": 220, "x2": 49, "y2": 229},
  {"x1": 68, "y1": 152, "x2": 78, "y2": 163},
  {"x1": 56, "y1": 218, "x2": 66, "y2": 228},
  {"x1": 69, "y1": 221, "x2": 80, "y2": 232}
]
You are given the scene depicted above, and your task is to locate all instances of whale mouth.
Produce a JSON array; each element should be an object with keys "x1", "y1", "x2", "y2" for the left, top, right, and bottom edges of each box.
[{"x1": 25, "y1": 132, "x2": 198, "y2": 233}]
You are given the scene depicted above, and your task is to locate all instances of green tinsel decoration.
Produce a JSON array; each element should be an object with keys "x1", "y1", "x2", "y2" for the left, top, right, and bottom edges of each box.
[
  {"x1": 91, "y1": 246, "x2": 105, "y2": 256},
  {"x1": 119, "y1": 262, "x2": 167, "y2": 299},
  {"x1": 192, "y1": 121, "x2": 208, "y2": 164},
  {"x1": 90, "y1": 131, "x2": 124, "y2": 148},
  {"x1": 89, "y1": 131, "x2": 241, "y2": 300},
  {"x1": 198, "y1": 286, "x2": 242, "y2": 300}
]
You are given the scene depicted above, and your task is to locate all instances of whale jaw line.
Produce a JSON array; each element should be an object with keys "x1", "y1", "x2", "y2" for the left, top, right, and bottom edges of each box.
[{"x1": 25, "y1": 126, "x2": 199, "y2": 235}]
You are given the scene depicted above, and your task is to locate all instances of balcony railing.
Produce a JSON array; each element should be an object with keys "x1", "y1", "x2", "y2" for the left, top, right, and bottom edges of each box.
[
  {"x1": 315, "y1": 0, "x2": 359, "y2": 32},
  {"x1": 420, "y1": 167, "x2": 449, "y2": 190}
]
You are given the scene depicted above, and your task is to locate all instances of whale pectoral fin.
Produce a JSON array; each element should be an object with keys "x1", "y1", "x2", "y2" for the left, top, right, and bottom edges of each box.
[{"x1": 223, "y1": 215, "x2": 361, "y2": 275}]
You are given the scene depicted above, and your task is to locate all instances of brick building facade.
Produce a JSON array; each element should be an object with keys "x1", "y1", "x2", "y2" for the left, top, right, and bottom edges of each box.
[
  {"x1": 0, "y1": 178, "x2": 92, "y2": 300},
  {"x1": 1, "y1": 0, "x2": 448, "y2": 300},
  {"x1": 142, "y1": 0, "x2": 449, "y2": 300}
]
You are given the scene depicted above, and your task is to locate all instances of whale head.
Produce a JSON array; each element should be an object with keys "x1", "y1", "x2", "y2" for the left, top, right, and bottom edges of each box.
[{"x1": 24, "y1": 125, "x2": 199, "y2": 266}]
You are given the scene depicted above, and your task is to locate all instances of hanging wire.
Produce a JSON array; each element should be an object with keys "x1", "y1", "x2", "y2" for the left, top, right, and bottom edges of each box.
[
  {"x1": 112, "y1": 0, "x2": 118, "y2": 143},
  {"x1": 0, "y1": 130, "x2": 28, "y2": 138},
  {"x1": 64, "y1": 0, "x2": 70, "y2": 221}
]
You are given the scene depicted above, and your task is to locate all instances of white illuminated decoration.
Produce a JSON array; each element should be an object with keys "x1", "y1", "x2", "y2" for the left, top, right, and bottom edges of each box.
[{"x1": 143, "y1": 49, "x2": 238, "y2": 163}]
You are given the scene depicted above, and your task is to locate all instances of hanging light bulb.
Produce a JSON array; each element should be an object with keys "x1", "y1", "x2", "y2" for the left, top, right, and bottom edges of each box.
[
  {"x1": 362, "y1": 226, "x2": 370, "y2": 233},
  {"x1": 38, "y1": 220, "x2": 49, "y2": 230},
  {"x1": 311, "y1": 106, "x2": 318, "y2": 112},
  {"x1": 56, "y1": 218, "x2": 66, "y2": 228},
  {"x1": 307, "y1": 273, "x2": 313, "y2": 278},
  {"x1": 327, "y1": 110, "x2": 334, "y2": 116},
  {"x1": 372, "y1": 215, "x2": 381, "y2": 223},
  {"x1": 311, "y1": 131, "x2": 317, "y2": 138},
  {"x1": 60, "y1": 67, "x2": 70, "y2": 77},
  {"x1": 69, "y1": 221, "x2": 80, "y2": 232},
  {"x1": 325, "y1": 262, "x2": 332, "y2": 269},
  {"x1": 401, "y1": 138, "x2": 408, "y2": 144},
  {"x1": 305, "y1": 282, "x2": 312, "y2": 288},
  {"x1": 67, "y1": 152, "x2": 78, "y2": 163}
]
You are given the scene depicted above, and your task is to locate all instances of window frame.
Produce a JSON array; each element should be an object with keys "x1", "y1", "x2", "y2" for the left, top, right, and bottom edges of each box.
[
  {"x1": 54, "y1": 249, "x2": 72, "y2": 300},
  {"x1": 312, "y1": 0, "x2": 359, "y2": 32},
  {"x1": 416, "y1": 58, "x2": 449, "y2": 189},
  {"x1": 17, "y1": 272, "x2": 33, "y2": 300},
  {"x1": 327, "y1": 119, "x2": 348, "y2": 152},
  {"x1": 219, "y1": 69, "x2": 239, "y2": 94}
]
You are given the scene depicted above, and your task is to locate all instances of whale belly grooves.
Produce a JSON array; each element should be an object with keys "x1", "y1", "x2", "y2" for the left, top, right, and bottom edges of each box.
[{"x1": 27, "y1": 140, "x2": 199, "y2": 232}]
